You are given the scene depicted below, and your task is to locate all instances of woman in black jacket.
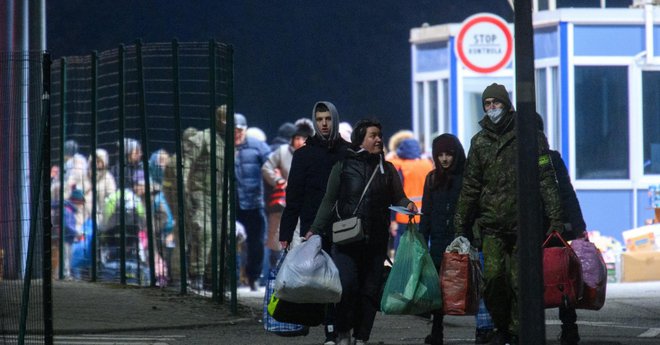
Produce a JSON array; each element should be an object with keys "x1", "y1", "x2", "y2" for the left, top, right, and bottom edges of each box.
[
  {"x1": 307, "y1": 119, "x2": 416, "y2": 345},
  {"x1": 419, "y1": 134, "x2": 466, "y2": 345}
]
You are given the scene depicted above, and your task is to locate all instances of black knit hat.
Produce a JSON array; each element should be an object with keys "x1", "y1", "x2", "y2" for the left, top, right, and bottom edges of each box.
[
  {"x1": 293, "y1": 119, "x2": 314, "y2": 138},
  {"x1": 482, "y1": 83, "x2": 512, "y2": 112},
  {"x1": 277, "y1": 122, "x2": 296, "y2": 138}
]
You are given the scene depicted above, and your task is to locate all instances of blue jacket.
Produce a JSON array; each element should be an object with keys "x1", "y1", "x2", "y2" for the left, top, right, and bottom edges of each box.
[{"x1": 235, "y1": 136, "x2": 271, "y2": 210}]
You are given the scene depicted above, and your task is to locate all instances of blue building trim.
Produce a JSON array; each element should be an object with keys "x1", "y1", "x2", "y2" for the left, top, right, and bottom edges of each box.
[
  {"x1": 450, "y1": 37, "x2": 458, "y2": 135},
  {"x1": 560, "y1": 22, "x2": 570, "y2": 161},
  {"x1": 534, "y1": 26, "x2": 559, "y2": 59},
  {"x1": 578, "y1": 190, "x2": 633, "y2": 241},
  {"x1": 416, "y1": 41, "x2": 449, "y2": 73},
  {"x1": 574, "y1": 25, "x2": 645, "y2": 56},
  {"x1": 655, "y1": 26, "x2": 660, "y2": 57},
  {"x1": 637, "y1": 189, "x2": 657, "y2": 227}
]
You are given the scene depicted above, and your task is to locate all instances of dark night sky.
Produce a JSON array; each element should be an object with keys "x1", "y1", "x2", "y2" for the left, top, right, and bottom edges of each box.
[{"x1": 47, "y1": 1, "x2": 515, "y2": 141}]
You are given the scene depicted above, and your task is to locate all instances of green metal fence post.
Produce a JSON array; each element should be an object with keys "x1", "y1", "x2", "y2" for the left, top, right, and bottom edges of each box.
[
  {"x1": 217, "y1": 43, "x2": 227, "y2": 302},
  {"x1": 172, "y1": 39, "x2": 188, "y2": 294},
  {"x1": 42, "y1": 52, "x2": 54, "y2": 345},
  {"x1": 136, "y1": 39, "x2": 157, "y2": 287},
  {"x1": 118, "y1": 43, "x2": 127, "y2": 285},
  {"x1": 20, "y1": 52, "x2": 49, "y2": 345},
  {"x1": 209, "y1": 39, "x2": 219, "y2": 302},
  {"x1": 58, "y1": 57, "x2": 66, "y2": 281},
  {"x1": 225, "y1": 44, "x2": 237, "y2": 314},
  {"x1": 90, "y1": 50, "x2": 99, "y2": 282}
]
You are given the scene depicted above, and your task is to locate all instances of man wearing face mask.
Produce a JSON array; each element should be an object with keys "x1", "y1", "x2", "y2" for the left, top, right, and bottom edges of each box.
[{"x1": 453, "y1": 83, "x2": 563, "y2": 345}]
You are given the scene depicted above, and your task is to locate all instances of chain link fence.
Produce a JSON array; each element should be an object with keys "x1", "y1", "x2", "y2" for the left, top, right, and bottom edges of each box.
[
  {"x1": 0, "y1": 51, "x2": 50, "y2": 344},
  {"x1": 49, "y1": 40, "x2": 236, "y2": 298}
]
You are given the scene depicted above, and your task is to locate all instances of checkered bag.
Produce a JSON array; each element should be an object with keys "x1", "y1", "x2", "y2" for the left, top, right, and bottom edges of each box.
[
  {"x1": 475, "y1": 252, "x2": 494, "y2": 330},
  {"x1": 263, "y1": 252, "x2": 309, "y2": 336}
]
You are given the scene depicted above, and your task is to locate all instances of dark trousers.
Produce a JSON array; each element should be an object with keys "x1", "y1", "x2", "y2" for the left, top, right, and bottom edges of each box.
[
  {"x1": 559, "y1": 304, "x2": 577, "y2": 325},
  {"x1": 237, "y1": 208, "x2": 266, "y2": 282},
  {"x1": 332, "y1": 242, "x2": 385, "y2": 342}
]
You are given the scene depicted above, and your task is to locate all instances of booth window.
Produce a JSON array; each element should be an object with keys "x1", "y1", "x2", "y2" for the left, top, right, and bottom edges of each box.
[
  {"x1": 535, "y1": 67, "x2": 562, "y2": 151},
  {"x1": 416, "y1": 81, "x2": 425, "y2": 146},
  {"x1": 643, "y1": 71, "x2": 660, "y2": 175},
  {"x1": 575, "y1": 66, "x2": 629, "y2": 179},
  {"x1": 442, "y1": 79, "x2": 450, "y2": 135},
  {"x1": 430, "y1": 81, "x2": 439, "y2": 138}
]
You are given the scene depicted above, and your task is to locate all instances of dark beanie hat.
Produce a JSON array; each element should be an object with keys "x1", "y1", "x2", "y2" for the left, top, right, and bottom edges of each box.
[
  {"x1": 482, "y1": 83, "x2": 512, "y2": 112},
  {"x1": 277, "y1": 122, "x2": 296, "y2": 139},
  {"x1": 293, "y1": 119, "x2": 314, "y2": 138}
]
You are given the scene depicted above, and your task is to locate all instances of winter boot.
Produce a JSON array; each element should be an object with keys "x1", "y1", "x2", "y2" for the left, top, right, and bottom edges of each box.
[
  {"x1": 475, "y1": 328, "x2": 495, "y2": 344},
  {"x1": 560, "y1": 323, "x2": 580, "y2": 345}
]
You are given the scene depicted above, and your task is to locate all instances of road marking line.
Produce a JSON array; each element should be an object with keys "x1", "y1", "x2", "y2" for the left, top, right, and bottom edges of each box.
[{"x1": 639, "y1": 328, "x2": 660, "y2": 337}]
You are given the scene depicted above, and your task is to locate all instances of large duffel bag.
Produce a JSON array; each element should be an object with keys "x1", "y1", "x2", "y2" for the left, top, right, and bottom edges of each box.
[
  {"x1": 440, "y1": 236, "x2": 481, "y2": 316},
  {"x1": 263, "y1": 253, "x2": 310, "y2": 336},
  {"x1": 571, "y1": 237, "x2": 607, "y2": 310},
  {"x1": 543, "y1": 231, "x2": 583, "y2": 308}
]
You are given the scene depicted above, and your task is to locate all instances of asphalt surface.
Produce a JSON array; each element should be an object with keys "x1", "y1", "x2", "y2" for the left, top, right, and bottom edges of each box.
[{"x1": 45, "y1": 280, "x2": 660, "y2": 344}]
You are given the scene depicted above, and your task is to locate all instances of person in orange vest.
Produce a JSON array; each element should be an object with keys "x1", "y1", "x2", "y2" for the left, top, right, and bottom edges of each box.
[{"x1": 388, "y1": 138, "x2": 433, "y2": 251}]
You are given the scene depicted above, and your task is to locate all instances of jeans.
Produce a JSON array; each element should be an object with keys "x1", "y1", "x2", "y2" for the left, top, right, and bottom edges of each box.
[{"x1": 237, "y1": 207, "x2": 266, "y2": 283}]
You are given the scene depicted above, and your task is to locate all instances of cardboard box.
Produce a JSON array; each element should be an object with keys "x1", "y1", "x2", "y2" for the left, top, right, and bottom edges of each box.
[
  {"x1": 621, "y1": 251, "x2": 660, "y2": 282},
  {"x1": 622, "y1": 224, "x2": 660, "y2": 252}
]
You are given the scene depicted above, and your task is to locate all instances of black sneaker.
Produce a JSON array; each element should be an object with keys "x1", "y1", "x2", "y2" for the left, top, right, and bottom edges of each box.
[
  {"x1": 323, "y1": 334, "x2": 337, "y2": 345},
  {"x1": 508, "y1": 335, "x2": 519, "y2": 345},
  {"x1": 475, "y1": 328, "x2": 494, "y2": 344},
  {"x1": 489, "y1": 330, "x2": 511, "y2": 345},
  {"x1": 424, "y1": 333, "x2": 443, "y2": 345},
  {"x1": 560, "y1": 324, "x2": 580, "y2": 345}
]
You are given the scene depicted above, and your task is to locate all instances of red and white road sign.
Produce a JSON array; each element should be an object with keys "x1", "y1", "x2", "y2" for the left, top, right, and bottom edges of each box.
[{"x1": 455, "y1": 13, "x2": 513, "y2": 74}]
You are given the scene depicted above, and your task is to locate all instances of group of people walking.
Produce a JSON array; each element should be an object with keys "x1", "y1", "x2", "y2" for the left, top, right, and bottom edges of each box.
[{"x1": 267, "y1": 83, "x2": 586, "y2": 345}]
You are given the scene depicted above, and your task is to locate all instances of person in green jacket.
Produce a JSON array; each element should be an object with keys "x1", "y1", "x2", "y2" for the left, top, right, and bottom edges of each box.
[{"x1": 453, "y1": 83, "x2": 564, "y2": 345}]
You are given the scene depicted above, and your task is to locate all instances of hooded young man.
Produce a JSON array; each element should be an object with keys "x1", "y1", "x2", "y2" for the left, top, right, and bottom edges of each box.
[
  {"x1": 278, "y1": 101, "x2": 349, "y2": 345},
  {"x1": 453, "y1": 83, "x2": 564, "y2": 345}
]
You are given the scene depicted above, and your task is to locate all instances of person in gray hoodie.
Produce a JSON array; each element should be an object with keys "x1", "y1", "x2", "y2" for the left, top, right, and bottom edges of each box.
[{"x1": 279, "y1": 101, "x2": 349, "y2": 345}]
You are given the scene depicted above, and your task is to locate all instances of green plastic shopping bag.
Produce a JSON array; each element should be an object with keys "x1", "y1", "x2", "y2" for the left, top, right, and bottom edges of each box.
[{"x1": 380, "y1": 221, "x2": 442, "y2": 314}]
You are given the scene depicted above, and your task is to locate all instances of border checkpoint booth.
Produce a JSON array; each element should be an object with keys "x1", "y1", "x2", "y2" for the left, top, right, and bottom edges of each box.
[{"x1": 409, "y1": 1, "x2": 660, "y2": 282}]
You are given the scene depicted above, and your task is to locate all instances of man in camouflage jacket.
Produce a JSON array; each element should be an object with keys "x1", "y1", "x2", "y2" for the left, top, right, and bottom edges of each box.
[{"x1": 453, "y1": 83, "x2": 563, "y2": 345}]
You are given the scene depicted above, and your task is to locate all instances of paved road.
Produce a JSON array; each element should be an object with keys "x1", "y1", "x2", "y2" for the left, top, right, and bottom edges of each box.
[{"x1": 55, "y1": 281, "x2": 659, "y2": 345}]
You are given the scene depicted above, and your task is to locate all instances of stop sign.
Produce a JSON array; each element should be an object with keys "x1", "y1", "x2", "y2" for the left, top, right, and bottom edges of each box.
[{"x1": 455, "y1": 13, "x2": 513, "y2": 74}]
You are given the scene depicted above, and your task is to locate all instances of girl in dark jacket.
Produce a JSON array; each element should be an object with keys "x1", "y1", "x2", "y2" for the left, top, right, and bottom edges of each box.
[{"x1": 419, "y1": 134, "x2": 466, "y2": 345}]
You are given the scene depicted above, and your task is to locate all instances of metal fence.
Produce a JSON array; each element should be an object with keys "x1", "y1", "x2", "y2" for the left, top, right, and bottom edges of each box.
[
  {"x1": 49, "y1": 40, "x2": 236, "y2": 301},
  {"x1": 0, "y1": 51, "x2": 50, "y2": 344}
]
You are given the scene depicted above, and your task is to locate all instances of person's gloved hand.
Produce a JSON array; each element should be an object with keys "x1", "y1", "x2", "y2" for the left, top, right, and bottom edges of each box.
[
  {"x1": 545, "y1": 221, "x2": 565, "y2": 236},
  {"x1": 472, "y1": 237, "x2": 482, "y2": 250}
]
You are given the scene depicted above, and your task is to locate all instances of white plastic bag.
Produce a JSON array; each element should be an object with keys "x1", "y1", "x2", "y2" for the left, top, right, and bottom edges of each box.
[
  {"x1": 274, "y1": 235, "x2": 342, "y2": 303},
  {"x1": 446, "y1": 236, "x2": 479, "y2": 261}
]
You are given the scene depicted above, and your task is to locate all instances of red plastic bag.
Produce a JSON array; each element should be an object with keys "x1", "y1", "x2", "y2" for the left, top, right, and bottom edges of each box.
[
  {"x1": 440, "y1": 249, "x2": 481, "y2": 315},
  {"x1": 543, "y1": 231, "x2": 583, "y2": 308},
  {"x1": 571, "y1": 238, "x2": 607, "y2": 310}
]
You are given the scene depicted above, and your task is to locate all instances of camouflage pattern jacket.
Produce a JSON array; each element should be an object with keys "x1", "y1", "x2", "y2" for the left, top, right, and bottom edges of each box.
[{"x1": 453, "y1": 111, "x2": 563, "y2": 238}]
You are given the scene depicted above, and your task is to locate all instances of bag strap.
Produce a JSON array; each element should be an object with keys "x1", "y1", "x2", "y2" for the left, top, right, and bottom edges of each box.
[
  {"x1": 334, "y1": 167, "x2": 379, "y2": 220},
  {"x1": 352, "y1": 167, "x2": 379, "y2": 216},
  {"x1": 543, "y1": 230, "x2": 571, "y2": 248}
]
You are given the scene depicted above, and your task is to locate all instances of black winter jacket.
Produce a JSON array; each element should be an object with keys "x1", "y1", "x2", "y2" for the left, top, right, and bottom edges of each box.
[
  {"x1": 279, "y1": 135, "x2": 349, "y2": 243},
  {"x1": 420, "y1": 173, "x2": 463, "y2": 267},
  {"x1": 547, "y1": 150, "x2": 586, "y2": 241},
  {"x1": 310, "y1": 149, "x2": 412, "y2": 252}
]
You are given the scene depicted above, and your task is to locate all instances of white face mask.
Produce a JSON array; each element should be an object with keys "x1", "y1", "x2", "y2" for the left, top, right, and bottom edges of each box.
[{"x1": 486, "y1": 108, "x2": 504, "y2": 124}]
